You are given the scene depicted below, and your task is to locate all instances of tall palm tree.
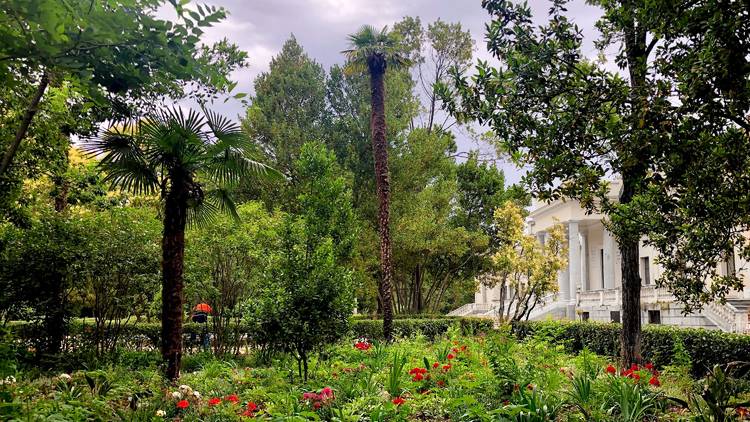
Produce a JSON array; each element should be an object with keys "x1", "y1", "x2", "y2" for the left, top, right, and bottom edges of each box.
[
  {"x1": 343, "y1": 26, "x2": 408, "y2": 341},
  {"x1": 86, "y1": 108, "x2": 281, "y2": 380}
]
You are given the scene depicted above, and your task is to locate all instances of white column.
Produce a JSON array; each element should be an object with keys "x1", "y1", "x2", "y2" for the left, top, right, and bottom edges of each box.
[
  {"x1": 602, "y1": 227, "x2": 616, "y2": 290},
  {"x1": 580, "y1": 233, "x2": 588, "y2": 292},
  {"x1": 568, "y1": 221, "x2": 581, "y2": 301},
  {"x1": 536, "y1": 231, "x2": 546, "y2": 245}
]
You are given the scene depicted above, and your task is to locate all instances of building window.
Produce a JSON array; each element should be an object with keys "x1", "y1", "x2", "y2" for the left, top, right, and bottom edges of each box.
[
  {"x1": 581, "y1": 312, "x2": 590, "y2": 321},
  {"x1": 640, "y1": 257, "x2": 651, "y2": 285},
  {"x1": 610, "y1": 311, "x2": 620, "y2": 323},
  {"x1": 600, "y1": 249, "x2": 605, "y2": 288},
  {"x1": 725, "y1": 252, "x2": 736, "y2": 276},
  {"x1": 648, "y1": 310, "x2": 661, "y2": 324}
]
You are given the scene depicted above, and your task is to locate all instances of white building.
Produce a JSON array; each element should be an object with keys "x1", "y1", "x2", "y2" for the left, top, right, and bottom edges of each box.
[{"x1": 451, "y1": 181, "x2": 750, "y2": 332}]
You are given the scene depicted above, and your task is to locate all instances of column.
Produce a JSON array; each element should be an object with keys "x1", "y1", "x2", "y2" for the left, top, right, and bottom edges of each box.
[
  {"x1": 603, "y1": 228, "x2": 616, "y2": 290},
  {"x1": 580, "y1": 233, "x2": 588, "y2": 292},
  {"x1": 568, "y1": 221, "x2": 581, "y2": 300}
]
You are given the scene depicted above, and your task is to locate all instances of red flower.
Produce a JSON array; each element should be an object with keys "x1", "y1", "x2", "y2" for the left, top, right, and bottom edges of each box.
[
  {"x1": 630, "y1": 363, "x2": 639, "y2": 371},
  {"x1": 442, "y1": 364, "x2": 451, "y2": 372},
  {"x1": 437, "y1": 380, "x2": 446, "y2": 387},
  {"x1": 319, "y1": 387, "x2": 334, "y2": 400},
  {"x1": 354, "y1": 341, "x2": 371, "y2": 351},
  {"x1": 645, "y1": 362, "x2": 654, "y2": 371},
  {"x1": 208, "y1": 397, "x2": 221, "y2": 406},
  {"x1": 433, "y1": 362, "x2": 440, "y2": 369},
  {"x1": 225, "y1": 394, "x2": 240, "y2": 404},
  {"x1": 313, "y1": 402, "x2": 322, "y2": 410},
  {"x1": 452, "y1": 348, "x2": 459, "y2": 353},
  {"x1": 633, "y1": 373, "x2": 641, "y2": 382},
  {"x1": 606, "y1": 364, "x2": 617, "y2": 375},
  {"x1": 447, "y1": 353, "x2": 455, "y2": 360},
  {"x1": 412, "y1": 373, "x2": 424, "y2": 382},
  {"x1": 649, "y1": 376, "x2": 660, "y2": 387},
  {"x1": 241, "y1": 402, "x2": 258, "y2": 417},
  {"x1": 460, "y1": 345, "x2": 467, "y2": 352},
  {"x1": 392, "y1": 397, "x2": 405, "y2": 406},
  {"x1": 176, "y1": 399, "x2": 189, "y2": 409}
]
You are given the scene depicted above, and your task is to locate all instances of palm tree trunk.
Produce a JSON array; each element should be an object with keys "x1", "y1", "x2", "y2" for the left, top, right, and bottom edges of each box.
[
  {"x1": 162, "y1": 174, "x2": 188, "y2": 381},
  {"x1": 369, "y1": 67, "x2": 394, "y2": 341}
]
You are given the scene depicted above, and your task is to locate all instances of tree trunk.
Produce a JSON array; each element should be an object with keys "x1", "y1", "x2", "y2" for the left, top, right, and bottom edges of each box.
[
  {"x1": 618, "y1": 177, "x2": 642, "y2": 366},
  {"x1": 413, "y1": 264, "x2": 423, "y2": 313},
  {"x1": 619, "y1": 0, "x2": 649, "y2": 367},
  {"x1": 0, "y1": 72, "x2": 50, "y2": 175},
  {"x1": 161, "y1": 173, "x2": 188, "y2": 381},
  {"x1": 369, "y1": 66, "x2": 395, "y2": 341}
]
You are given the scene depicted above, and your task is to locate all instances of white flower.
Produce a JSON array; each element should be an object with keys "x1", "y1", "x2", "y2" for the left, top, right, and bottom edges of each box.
[
  {"x1": 156, "y1": 409, "x2": 166, "y2": 417},
  {"x1": 1, "y1": 376, "x2": 15, "y2": 385},
  {"x1": 179, "y1": 384, "x2": 192, "y2": 394},
  {"x1": 59, "y1": 373, "x2": 71, "y2": 381},
  {"x1": 171, "y1": 391, "x2": 182, "y2": 399},
  {"x1": 192, "y1": 390, "x2": 201, "y2": 400}
]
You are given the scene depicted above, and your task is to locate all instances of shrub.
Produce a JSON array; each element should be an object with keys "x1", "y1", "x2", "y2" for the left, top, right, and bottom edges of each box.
[{"x1": 511, "y1": 320, "x2": 750, "y2": 376}]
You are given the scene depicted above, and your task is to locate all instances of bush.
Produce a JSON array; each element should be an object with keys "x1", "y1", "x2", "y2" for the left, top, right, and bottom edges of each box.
[
  {"x1": 511, "y1": 320, "x2": 750, "y2": 376},
  {"x1": 350, "y1": 317, "x2": 493, "y2": 340}
]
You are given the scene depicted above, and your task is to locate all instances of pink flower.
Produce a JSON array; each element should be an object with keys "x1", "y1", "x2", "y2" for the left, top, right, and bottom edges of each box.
[
  {"x1": 392, "y1": 397, "x2": 405, "y2": 406},
  {"x1": 320, "y1": 387, "x2": 333, "y2": 400}
]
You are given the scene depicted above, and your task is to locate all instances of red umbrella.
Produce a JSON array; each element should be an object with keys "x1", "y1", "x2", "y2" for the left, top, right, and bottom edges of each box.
[{"x1": 194, "y1": 303, "x2": 212, "y2": 313}]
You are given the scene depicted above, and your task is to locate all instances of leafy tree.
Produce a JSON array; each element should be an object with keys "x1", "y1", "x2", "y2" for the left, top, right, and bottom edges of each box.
[
  {"x1": 440, "y1": 0, "x2": 750, "y2": 364},
  {"x1": 390, "y1": 129, "x2": 488, "y2": 313},
  {"x1": 185, "y1": 202, "x2": 279, "y2": 356},
  {"x1": 251, "y1": 142, "x2": 356, "y2": 381},
  {"x1": 0, "y1": 0, "x2": 245, "y2": 176},
  {"x1": 489, "y1": 202, "x2": 567, "y2": 322},
  {"x1": 81, "y1": 206, "x2": 161, "y2": 356},
  {"x1": 86, "y1": 108, "x2": 280, "y2": 380},
  {"x1": 343, "y1": 25, "x2": 409, "y2": 341},
  {"x1": 0, "y1": 211, "x2": 87, "y2": 355},
  {"x1": 392, "y1": 17, "x2": 474, "y2": 132},
  {"x1": 241, "y1": 36, "x2": 327, "y2": 207}
]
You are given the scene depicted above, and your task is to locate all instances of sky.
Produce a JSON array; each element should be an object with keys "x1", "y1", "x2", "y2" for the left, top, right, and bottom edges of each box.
[{"x1": 175, "y1": 0, "x2": 608, "y2": 184}]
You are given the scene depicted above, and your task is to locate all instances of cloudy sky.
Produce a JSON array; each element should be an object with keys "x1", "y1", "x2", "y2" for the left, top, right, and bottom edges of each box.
[{"x1": 179, "y1": 0, "x2": 608, "y2": 184}]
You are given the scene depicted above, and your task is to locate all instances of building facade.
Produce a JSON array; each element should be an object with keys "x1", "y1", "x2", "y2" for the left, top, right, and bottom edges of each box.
[{"x1": 451, "y1": 181, "x2": 750, "y2": 333}]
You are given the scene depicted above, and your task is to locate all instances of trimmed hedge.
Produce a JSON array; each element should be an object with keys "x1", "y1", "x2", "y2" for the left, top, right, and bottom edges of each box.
[
  {"x1": 8, "y1": 317, "x2": 493, "y2": 352},
  {"x1": 511, "y1": 320, "x2": 750, "y2": 377}
]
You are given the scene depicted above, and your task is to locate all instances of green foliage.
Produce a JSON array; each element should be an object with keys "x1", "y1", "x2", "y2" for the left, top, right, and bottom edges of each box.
[
  {"x1": 512, "y1": 320, "x2": 750, "y2": 377},
  {"x1": 248, "y1": 143, "x2": 356, "y2": 381}
]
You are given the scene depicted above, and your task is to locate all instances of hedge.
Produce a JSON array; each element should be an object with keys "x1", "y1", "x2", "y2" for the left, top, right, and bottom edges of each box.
[
  {"x1": 511, "y1": 320, "x2": 750, "y2": 377},
  {"x1": 7, "y1": 317, "x2": 494, "y2": 352}
]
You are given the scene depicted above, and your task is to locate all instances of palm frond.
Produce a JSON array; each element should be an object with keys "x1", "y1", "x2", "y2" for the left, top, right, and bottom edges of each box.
[
  {"x1": 83, "y1": 123, "x2": 160, "y2": 194},
  {"x1": 342, "y1": 24, "x2": 411, "y2": 73},
  {"x1": 206, "y1": 150, "x2": 285, "y2": 185}
]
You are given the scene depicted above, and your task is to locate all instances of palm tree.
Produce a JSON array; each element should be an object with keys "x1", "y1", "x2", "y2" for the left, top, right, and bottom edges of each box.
[
  {"x1": 86, "y1": 108, "x2": 281, "y2": 380},
  {"x1": 343, "y1": 26, "x2": 408, "y2": 341}
]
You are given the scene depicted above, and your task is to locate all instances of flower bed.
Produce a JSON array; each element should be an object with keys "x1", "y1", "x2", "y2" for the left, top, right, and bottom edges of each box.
[{"x1": 3, "y1": 331, "x2": 749, "y2": 420}]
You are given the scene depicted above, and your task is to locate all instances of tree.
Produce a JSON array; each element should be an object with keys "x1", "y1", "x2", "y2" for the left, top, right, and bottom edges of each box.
[
  {"x1": 489, "y1": 202, "x2": 567, "y2": 322},
  {"x1": 185, "y1": 202, "x2": 279, "y2": 356},
  {"x1": 82, "y1": 206, "x2": 161, "y2": 356},
  {"x1": 251, "y1": 142, "x2": 356, "y2": 381},
  {"x1": 0, "y1": 211, "x2": 87, "y2": 355},
  {"x1": 392, "y1": 17, "x2": 474, "y2": 133},
  {"x1": 343, "y1": 25, "x2": 409, "y2": 341},
  {"x1": 440, "y1": 0, "x2": 750, "y2": 364},
  {"x1": 86, "y1": 108, "x2": 280, "y2": 380},
  {"x1": 242, "y1": 36, "x2": 327, "y2": 192},
  {"x1": 0, "y1": 0, "x2": 245, "y2": 176},
  {"x1": 390, "y1": 129, "x2": 489, "y2": 313}
]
